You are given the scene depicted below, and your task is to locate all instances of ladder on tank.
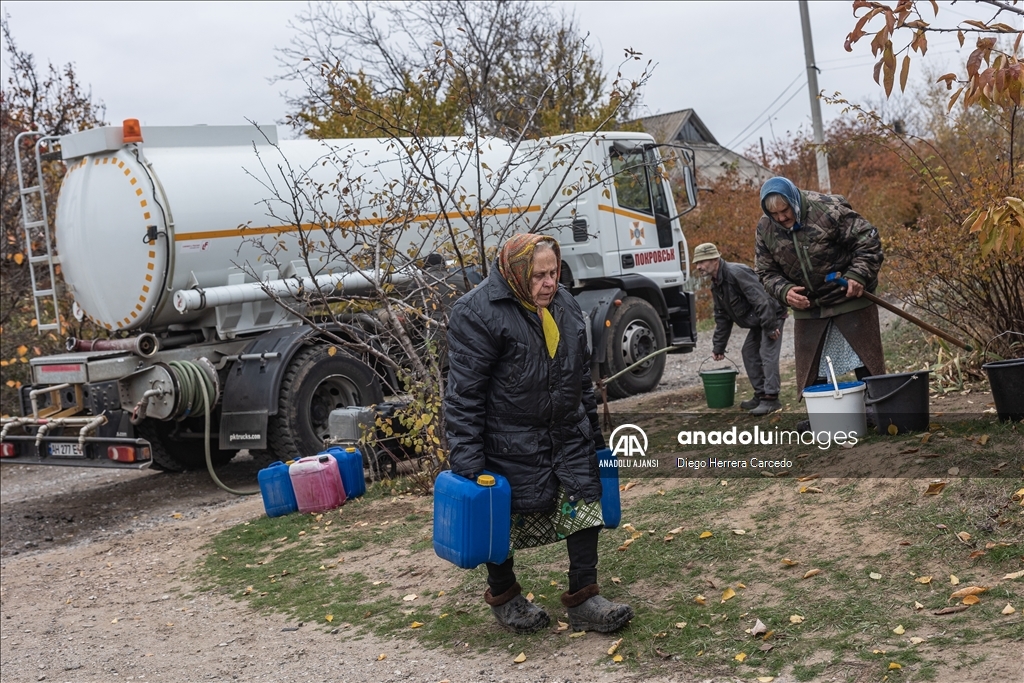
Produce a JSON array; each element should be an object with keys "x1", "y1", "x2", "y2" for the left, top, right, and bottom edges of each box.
[{"x1": 14, "y1": 131, "x2": 63, "y2": 334}]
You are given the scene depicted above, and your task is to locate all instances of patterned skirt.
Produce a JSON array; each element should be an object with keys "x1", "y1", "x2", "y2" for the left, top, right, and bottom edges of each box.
[
  {"x1": 817, "y1": 320, "x2": 864, "y2": 379},
  {"x1": 509, "y1": 486, "x2": 604, "y2": 553}
]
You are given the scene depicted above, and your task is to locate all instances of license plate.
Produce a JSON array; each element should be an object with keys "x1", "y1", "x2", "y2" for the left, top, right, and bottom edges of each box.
[{"x1": 48, "y1": 442, "x2": 84, "y2": 457}]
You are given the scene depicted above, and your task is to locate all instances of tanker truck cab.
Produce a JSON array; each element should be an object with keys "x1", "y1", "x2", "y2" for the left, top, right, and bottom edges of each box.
[{"x1": 1, "y1": 122, "x2": 698, "y2": 471}]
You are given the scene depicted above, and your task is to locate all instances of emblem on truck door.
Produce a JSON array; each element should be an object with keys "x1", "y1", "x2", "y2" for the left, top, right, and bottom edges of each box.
[{"x1": 629, "y1": 222, "x2": 645, "y2": 246}]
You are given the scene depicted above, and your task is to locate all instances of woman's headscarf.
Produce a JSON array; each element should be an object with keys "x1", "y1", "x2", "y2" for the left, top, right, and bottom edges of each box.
[
  {"x1": 497, "y1": 233, "x2": 561, "y2": 358},
  {"x1": 759, "y1": 177, "x2": 802, "y2": 228}
]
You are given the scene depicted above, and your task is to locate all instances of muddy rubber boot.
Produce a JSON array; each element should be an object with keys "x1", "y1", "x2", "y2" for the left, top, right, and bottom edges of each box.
[
  {"x1": 740, "y1": 393, "x2": 763, "y2": 411},
  {"x1": 484, "y1": 582, "x2": 550, "y2": 634},
  {"x1": 561, "y1": 584, "x2": 633, "y2": 633}
]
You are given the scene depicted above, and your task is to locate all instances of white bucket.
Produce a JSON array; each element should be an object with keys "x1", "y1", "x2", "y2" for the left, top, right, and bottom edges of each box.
[{"x1": 802, "y1": 380, "x2": 868, "y2": 439}]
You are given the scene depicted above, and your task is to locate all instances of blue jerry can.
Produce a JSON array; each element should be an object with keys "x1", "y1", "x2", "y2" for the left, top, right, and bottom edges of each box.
[
  {"x1": 433, "y1": 470, "x2": 511, "y2": 569},
  {"x1": 258, "y1": 461, "x2": 298, "y2": 518},
  {"x1": 596, "y1": 448, "x2": 621, "y2": 529},
  {"x1": 323, "y1": 446, "x2": 367, "y2": 500}
]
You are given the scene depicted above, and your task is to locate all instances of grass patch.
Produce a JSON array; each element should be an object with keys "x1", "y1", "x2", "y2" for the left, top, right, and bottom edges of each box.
[{"x1": 197, "y1": 441, "x2": 1023, "y2": 679}]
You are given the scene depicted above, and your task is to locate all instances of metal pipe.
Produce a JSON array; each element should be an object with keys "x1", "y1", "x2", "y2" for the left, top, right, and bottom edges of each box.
[
  {"x1": 0, "y1": 417, "x2": 36, "y2": 440},
  {"x1": 172, "y1": 269, "x2": 412, "y2": 313},
  {"x1": 66, "y1": 333, "x2": 159, "y2": 357},
  {"x1": 155, "y1": 331, "x2": 204, "y2": 349},
  {"x1": 130, "y1": 389, "x2": 166, "y2": 425},
  {"x1": 78, "y1": 414, "x2": 108, "y2": 449},
  {"x1": 29, "y1": 383, "x2": 70, "y2": 419}
]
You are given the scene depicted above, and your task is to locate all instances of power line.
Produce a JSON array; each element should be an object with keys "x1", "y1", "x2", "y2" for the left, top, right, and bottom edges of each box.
[{"x1": 722, "y1": 70, "x2": 805, "y2": 150}]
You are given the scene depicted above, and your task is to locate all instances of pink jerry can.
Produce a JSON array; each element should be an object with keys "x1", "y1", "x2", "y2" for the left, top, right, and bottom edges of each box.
[{"x1": 289, "y1": 454, "x2": 346, "y2": 513}]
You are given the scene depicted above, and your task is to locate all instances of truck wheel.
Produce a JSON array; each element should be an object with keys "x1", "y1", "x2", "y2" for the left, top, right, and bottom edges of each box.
[
  {"x1": 137, "y1": 420, "x2": 236, "y2": 472},
  {"x1": 265, "y1": 346, "x2": 384, "y2": 462},
  {"x1": 601, "y1": 297, "x2": 667, "y2": 399}
]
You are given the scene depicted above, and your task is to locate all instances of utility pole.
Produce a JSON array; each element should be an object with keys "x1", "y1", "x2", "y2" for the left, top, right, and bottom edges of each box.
[{"x1": 799, "y1": 0, "x2": 831, "y2": 193}]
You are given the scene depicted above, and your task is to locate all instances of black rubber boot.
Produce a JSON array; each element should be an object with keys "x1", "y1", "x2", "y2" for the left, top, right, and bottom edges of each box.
[
  {"x1": 484, "y1": 582, "x2": 550, "y2": 634},
  {"x1": 561, "y1": 584, "x2": 633, "y2": 633},
  {"x1": 749, "y1": 396, "x2": 782, "y2": 416},
  {"x1": 740, "y1": 393, "x2": 764, "y2": 410}
]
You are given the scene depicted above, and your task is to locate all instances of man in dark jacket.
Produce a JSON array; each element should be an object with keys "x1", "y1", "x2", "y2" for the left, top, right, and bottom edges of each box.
[
  {"x1": 693, "y1": 242, "x2": 786, "y2": 415},
  {"x1": 754, "y1": 176, "x2": 886, "y2": 404},
  {"x1": 444, "y1": 233, "x2": 633, "y2": 635}
]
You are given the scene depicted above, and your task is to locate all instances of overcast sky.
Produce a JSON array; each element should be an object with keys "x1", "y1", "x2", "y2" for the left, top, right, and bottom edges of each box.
[{"x1": 3, "y1": 1, "x2": 1018, "y2": 155}]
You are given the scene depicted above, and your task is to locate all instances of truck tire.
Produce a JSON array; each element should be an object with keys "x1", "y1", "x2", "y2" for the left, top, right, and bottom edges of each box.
[
  {"x1": 601, "y1": 296, "x2": 667, "y2": 399},
  {"x1": 137, "y1": 420, "x2": 236, "y2": 473},
  {"x1": 265, "y1": 346, "x2": 384, "y2": 462}
]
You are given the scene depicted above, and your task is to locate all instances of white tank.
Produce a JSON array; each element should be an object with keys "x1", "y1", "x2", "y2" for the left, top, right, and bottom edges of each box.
[{"x1": 55, "y1": 124, "x2": 547, "y2": 333}]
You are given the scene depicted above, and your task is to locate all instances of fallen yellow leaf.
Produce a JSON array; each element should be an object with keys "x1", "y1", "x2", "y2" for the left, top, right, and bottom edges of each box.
[
  {"x1": 111, "y1": 618, "x2": 118, "y2": 624},
  {"x1": 757, "y1": 677, "x2": 775, "y2": 683},
  {"x1": 607, "y1": 638, "x2": 623, "y2": 656},
  {"x1": 962, "y1": 594, "x2": 981, "y2": 605},
  {"x1": 873, "y1": 649, "x2": 886, "y2": 654},
  {"x1": 789, "y1": 615, "x2": 804, "y2": 624},
  {"x1": 1003, "y1": 570, "x2": 1024, "y2": 580},
  {"x1": 957, "y1": 532, "x2": 971, "y2": 542},
  {"x1": 1002, "y1": 604, "x2": 1016, "y2": 615},
  {"x1": 611, "y1": 577, "x2": 621, "y2": 584},
  {"x1": 924, "y1": 481, "x2": 946, "y2": 495},
  {"x1": 889, "y1": 662, "x2": 902, "y2": 670},
  {"x1": 978, "y1": 434, "x2": 989, "y2": 445},
  {"x1": 870, "y1": 572, "x2": 882, "y2": 580},
  {"x1": 513, "y1": 652, "x2": 526, "y2": 664},
  {"x1": 950, "y1": 574, "x2": 960, "y2": 585},
  {"x1": 732, "y1": 529, "x2": 746, "y2": 535},
  {"x1": 617, "y1": 539, "x2": 634, "y2": 551},
  {"x1": 556, "y1": 620, "x2": 569, "y2": 631},
  {"x1": 694, "y1": 595, "x2": 706, "y2": 605},
  {"x1": 799, "y1": 486, "x2": 823, "y2": 494},
  {"x1": 16, "y1": 345, "x2": 28, "y2": 356},
  {"x1": 910, "y1": 637, "x2": 925, "y2": 644},
  {"x1": 734, "y1": 652, "x2": 747, "y2": 662},
  {"x1": 569, "y1": 631, "x2": 586, "y2": 638},
  {"x1": 893, "y1": 624, "x2": 905, "y2": 635},
  {"x1": 402, "y1": 594, "x2": 418, "y2": 601},
  {"x1": 13, "y1": 253, "x2": 25, "y2": 265},
  {"x1": 675, "y1": 621, "x2": 687, "y2": 629},
  {"x1": 525, "y1": 592, "x2": 534, "y2": 602},
  {"x1": 325, "y1": 615, "x2": 333, "y2": 623},
  {"x1": 410, "y1": 621, "x2": 423, "y2": 628},
  {"x1": 699, "y1": 531, "x2": 713, "y2": 539},
  {"x1": 916, "y1": 576, "x2": 932, "y2": 584},
  {"x1": 622, "y1": 481, "x2": 636, "y2": 491},
  {"x1": 803, "y1": 568, "x2": 821, "y2": 579},
  {"x1": 781, "y1": 558, "x2": 799, "y2": 567},
  {"x1": 377, "y1": 654, "x2": 386, "y2": 661},
  {"x1": 721, "y1": 588, "x2": 736, "y2": 602},
  {"x1": 914, "y1": 601, "x2": 924, "y2": 610},
  {"x1": 668, "y1": 526, "x2": 683, "y2": 535},
  {"x1": 612, "y1": 654, "x2": 623, "y2": 663},
  {"x1": 950, "y1": 586, "x2": 988, "y2": 599}
]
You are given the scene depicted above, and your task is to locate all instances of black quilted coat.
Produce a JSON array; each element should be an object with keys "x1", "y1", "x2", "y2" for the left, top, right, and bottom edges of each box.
[{"x1": 443, "y1": 271, "x2": 604, "y2": 514}]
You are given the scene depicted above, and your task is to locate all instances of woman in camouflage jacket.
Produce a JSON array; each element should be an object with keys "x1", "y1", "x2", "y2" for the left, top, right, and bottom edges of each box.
[{"x1": 754, "y1": 176, "x2": 886, "y2": 395}]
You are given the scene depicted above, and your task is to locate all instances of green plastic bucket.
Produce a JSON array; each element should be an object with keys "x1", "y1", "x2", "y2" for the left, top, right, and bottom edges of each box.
[{"x1": 699, "y1": 357, "x2": 739, "y2": 408}]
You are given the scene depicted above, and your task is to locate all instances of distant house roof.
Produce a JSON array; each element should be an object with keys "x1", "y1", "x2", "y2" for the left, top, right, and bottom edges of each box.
[
  {"x1": 632, "y1": 108, "x2": 772, "y2": 186},
  {"x1": 635, "y1": 109, "x2": 719, "y2": 146}
]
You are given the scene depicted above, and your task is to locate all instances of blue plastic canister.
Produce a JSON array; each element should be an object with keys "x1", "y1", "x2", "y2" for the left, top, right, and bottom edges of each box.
[
  {"x1": 323, "y1": 446, "x2": 367, "y2": 500},
  {"x1": 595, "y1": 447, "x2": 621, "y2": 529},
  {"x1": 258, "y1": 461, "x2": 298, "y2": 518},
  {"x1": 433, "y1": 470, "x2": 511, "y2": 569}
]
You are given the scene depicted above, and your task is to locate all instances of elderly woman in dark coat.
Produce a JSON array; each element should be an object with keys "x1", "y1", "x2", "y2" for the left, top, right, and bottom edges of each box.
[
  {"x1": 754, "y1": 177, "x2": 886, "y2": 407},
  {"x1": 443, "y1": 233, "x2": 633, "y2": 634}
]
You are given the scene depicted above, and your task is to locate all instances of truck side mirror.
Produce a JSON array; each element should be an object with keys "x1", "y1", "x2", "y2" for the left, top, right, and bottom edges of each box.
[{"x1": 682, "y1": 166, "x2": 698, "y2": 212}]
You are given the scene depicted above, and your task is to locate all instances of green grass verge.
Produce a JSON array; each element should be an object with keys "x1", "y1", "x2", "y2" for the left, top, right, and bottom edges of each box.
[{"x1": 196, "y1": 471, "x2": 1023, "y2": 681}]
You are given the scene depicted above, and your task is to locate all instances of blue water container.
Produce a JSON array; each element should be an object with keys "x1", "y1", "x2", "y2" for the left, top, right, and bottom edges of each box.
[
  {"x1": 433, "y1": 470, "x2": 511, "y2": 569},
  {"x1": 323, "y1": 446, "x2": 367, "y2": 500},
  {"x1": 258, "y1": 461, "x2": 298, "y2": 518},
  {"x1": 596, "y1": 448, "x2": 621, "y2": 529}
]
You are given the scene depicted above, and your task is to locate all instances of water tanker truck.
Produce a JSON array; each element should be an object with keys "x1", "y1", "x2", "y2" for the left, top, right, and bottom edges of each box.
[{"x1": 1, "y1": 121, "x2": 699, "y2": 471}]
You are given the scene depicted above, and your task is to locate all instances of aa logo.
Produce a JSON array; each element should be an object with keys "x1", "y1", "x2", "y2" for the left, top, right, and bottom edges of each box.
[{"x1": 609, "y1": 424, "x2": 648, "y2": 458}]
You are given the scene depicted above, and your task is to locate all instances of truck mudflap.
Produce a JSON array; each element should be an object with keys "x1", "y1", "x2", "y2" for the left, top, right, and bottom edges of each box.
[
  {"x1": 0, "y1": 432, "x2": 154, "y2": 469},
  {"x1": 574, "y1": 287, "x2": 628, "y2": 364}
]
